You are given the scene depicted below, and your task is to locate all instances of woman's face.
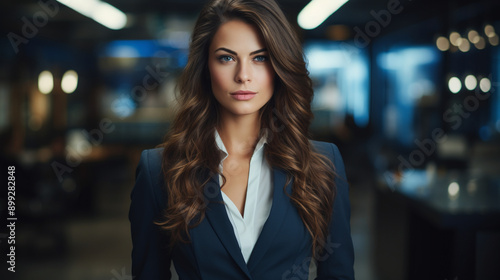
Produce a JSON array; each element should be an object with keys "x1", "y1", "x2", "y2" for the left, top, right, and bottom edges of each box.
[{"x1": 208, "y1": 19, "x2": 275, "y2": 118}]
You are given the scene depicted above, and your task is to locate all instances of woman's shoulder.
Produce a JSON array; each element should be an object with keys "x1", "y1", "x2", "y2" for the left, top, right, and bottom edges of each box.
[
  {"x1": 137, "y1": 148, "x2": 164, "y2": 178},
  {"x1": 133, "y1": 147, "x2": 166, "y2": 207},
  {"x1": 139, "y1": 148, "x2": 164, "y2": 169},
  {"x1": 309, "y1": 140, "x2": 346, "y2": 178},
  {"x1": 309, "y1": 140, "x2": 342, "y2": 160}
]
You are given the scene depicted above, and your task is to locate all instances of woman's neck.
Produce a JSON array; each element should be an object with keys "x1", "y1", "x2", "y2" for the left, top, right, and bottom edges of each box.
[{"x1": 217, "y1": 111, "x2": 261, "y2": 157}]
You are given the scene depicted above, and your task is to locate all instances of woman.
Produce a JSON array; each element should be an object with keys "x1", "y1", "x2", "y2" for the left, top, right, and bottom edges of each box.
[{"x1": 129, "y1": 0, "x2": 354, "y2": 279}]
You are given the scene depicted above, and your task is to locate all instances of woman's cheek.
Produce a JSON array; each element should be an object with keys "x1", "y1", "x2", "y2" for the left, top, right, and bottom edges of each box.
[{"x1": 211, "y1": 67, "x2": 231, "y2": 92}]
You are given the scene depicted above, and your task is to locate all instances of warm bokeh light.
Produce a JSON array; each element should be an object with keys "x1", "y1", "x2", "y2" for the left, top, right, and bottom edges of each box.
[
  {"x1": 61, "y1": 70, "x2": 78, "y2": 94},
  {"x1": 38, "y1": 71, "x2": 54, "y2": 94},
  {"x1": 449, "y1": 32, "x2": 462, "y2": 46},
  {"x1": 484, "y1": 24, "x2": 496, "y2": 38},
  {"x1": 436, "y1": 36, "x2": 450, "y2": 51},
  {"x1": 448, "y1": 182, "x2": 460, "y2": 197},
  {"x1": 475, "y1": 36, "x2": 486, "y2": 50},
  {"x1": 489, "y1": 34, "x2": 499, "y2": 46},
  {"x1": 458, "y1": 38, "x2": 470, "y2": 52},
  {"x1": 480, "y1": 77, "x2": 491, "y2": 92},
  {"x1": 448, "y1": 77, "x2": 462, "y2": 94},
  {"x1": 464, "y1": 75, "x2": 477, "y2": 91},
  {"x1": 468, "y1": 30, "x2": 480, "y2": 44}
]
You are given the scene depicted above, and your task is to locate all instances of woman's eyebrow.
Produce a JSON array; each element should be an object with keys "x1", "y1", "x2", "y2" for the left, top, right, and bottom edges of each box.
[{"x1": 214, "y1": 47, "x2": 267, "y2": 55}]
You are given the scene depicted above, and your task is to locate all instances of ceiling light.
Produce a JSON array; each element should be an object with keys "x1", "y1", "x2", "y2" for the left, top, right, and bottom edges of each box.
[
  {"x1": 448, "y1": 77, "x2": 461, "y2": 94},
  {"x1": 298, "y1": 0, "x2": 349, "y2": 30},
  {"x1": 480, "y1": 77, "x2": 491, "y2": 92},
  {"x1": 57, "y1": 0, "x2": 127, "y2": 30},
  {"x1": 61, "y1": 70, "x2": 78, "y2": 94},
  {"x1": 38, "y1": 71, "x2": 53, "y2": 94},
  {"x1": 464, "y1": 75, "x2": 477, "y2": 91}
]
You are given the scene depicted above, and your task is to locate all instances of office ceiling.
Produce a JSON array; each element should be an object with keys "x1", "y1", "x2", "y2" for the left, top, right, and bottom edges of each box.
[{"x1": 1, "y1": 0, "x2": 499, "y2": 48}]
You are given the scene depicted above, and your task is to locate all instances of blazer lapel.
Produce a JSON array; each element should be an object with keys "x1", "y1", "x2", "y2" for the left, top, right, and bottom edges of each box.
[
  {"x1": 247, "y1": 167, "x2": 293, "y2": 271},
  {"x1": 203, "y1": 174, "x2": 252, "y2": 278}
]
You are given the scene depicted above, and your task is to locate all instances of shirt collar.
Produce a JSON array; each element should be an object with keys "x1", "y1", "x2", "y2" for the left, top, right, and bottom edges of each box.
[{"x1": 215, "y1": 129, "x2": 267, "y2": 162}]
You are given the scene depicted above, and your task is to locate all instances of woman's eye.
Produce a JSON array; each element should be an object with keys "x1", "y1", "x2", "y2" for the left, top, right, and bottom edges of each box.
[
  {"x1": 218, "y1": 55, "x2": 234, "y2": 62},
  {"x1": 254, "y1": 55, "x2": 268, "y2": 62}
]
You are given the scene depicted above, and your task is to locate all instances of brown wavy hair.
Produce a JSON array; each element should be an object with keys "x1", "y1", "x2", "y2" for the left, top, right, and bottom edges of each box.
[{"x1": 156, "y1": 0, "x2": 336, "y2": 258}]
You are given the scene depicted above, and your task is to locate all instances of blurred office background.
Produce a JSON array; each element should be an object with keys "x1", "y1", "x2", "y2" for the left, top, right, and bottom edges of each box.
[{"x1": 1, "y1": 0, "x2": 500, "y2": 279}]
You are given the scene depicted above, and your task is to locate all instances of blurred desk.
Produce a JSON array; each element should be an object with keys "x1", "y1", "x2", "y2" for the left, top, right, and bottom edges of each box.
[
  {"x1": 374, "y1": 170, "x2": 500, "y2": 280},
  {"x1": 394, "y1": 170, "x2": 500, "y2": 229}
]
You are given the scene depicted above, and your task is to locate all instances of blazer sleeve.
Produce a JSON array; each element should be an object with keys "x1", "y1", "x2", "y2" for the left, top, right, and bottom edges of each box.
[
  {"x1": 315, "y1": 144, "x2": 355, "y2": 280},
  {"x1": 129, "y1": 150, "x2": 172, "y2": 280}
]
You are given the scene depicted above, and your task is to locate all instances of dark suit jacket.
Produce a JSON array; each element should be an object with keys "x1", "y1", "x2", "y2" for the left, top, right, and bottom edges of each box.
[{"x1": 129, "y1": 141, "x2": 354, "y2": 279}]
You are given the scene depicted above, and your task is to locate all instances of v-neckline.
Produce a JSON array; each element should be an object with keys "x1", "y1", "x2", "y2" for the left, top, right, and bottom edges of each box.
[{"x1": 220, "y1": 175, "x2": 250, "y2": 220}]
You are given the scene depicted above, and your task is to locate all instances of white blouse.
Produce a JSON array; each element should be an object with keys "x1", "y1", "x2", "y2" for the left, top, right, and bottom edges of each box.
[{"x1": 215, "y1": 130, "x2": 273, "y2": 263}]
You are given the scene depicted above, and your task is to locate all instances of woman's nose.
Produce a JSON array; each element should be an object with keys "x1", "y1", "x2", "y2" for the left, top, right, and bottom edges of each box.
[{"x1": 235, "y1": 60, "x2": 252, "y2": 83}]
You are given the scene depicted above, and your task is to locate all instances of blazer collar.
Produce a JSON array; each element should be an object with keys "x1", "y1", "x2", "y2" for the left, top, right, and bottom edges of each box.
[
  {"x1": 203, "y1": 166, "x2": 293, "y2": 277},
  {"x1": 203, "y1": 174, "x2": 250, "y2": 278},
  {"x1": 247, "y1": 167, "x2": 293, "y2": 271}
]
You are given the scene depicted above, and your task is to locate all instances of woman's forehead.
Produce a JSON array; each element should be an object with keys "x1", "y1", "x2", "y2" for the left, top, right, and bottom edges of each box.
[{"x1": 209, "y1": 19, "x2": 266, "y2": 53}]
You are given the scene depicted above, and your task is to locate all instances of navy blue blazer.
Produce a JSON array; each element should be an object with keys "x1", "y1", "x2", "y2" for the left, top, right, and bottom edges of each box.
[{"x1": 129, "y1": 141, "x2": 354, "y2": 279}]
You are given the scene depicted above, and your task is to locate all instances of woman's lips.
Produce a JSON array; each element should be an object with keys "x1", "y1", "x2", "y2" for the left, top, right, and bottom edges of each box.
[{"x1": 230, "y1": 90, "x2": 257, "y2": 101}]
